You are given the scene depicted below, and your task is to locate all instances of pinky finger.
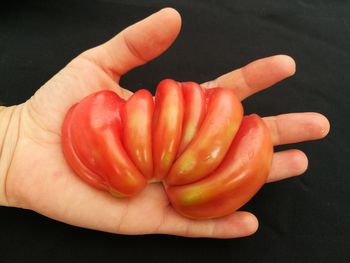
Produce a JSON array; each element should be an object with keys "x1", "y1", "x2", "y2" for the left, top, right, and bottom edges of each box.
[
  {"x1": 267, "y1": 150, "x2": 309, "y2": 183},
  {"x1": 157, "y1": 209, "x2": 258, "y2": 238}
]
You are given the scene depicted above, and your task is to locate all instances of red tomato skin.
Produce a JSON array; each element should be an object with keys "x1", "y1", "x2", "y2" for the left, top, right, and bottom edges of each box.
[
  {"x1": 177, "y1": 82, "x2": 206, "y2": 156},
  {"x1": 165, "y1": 88, "x2": 243, "y2": 186},
  {"x1": 165, "y1": 114, "x2": 273, "y2": 219},
  {"x1": 152, "y1": 79, "x2": 184, "y2": 180},
  {"x1": 62, "y1": 104, "x2": 107, "y2": 191},
  {"x1": 62, "y1": 90, "x2": 147, "y2": 197},
  {"x1": 121, "y1": 89, "x2": 154, "y2": 179}
]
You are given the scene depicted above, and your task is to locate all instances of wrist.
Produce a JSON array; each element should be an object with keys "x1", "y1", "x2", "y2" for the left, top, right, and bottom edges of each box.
[{"x1": 0, "y1": 106, "x2": 21, "y2": 206}]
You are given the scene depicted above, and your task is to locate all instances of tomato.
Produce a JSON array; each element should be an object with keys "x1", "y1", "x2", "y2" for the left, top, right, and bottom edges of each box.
[
  {"x1": 62, "y1": 79, "x2": 273, "y2": 219},
  {"x1": 165, "y1": 114, "x2": 273, "y2": 219}
]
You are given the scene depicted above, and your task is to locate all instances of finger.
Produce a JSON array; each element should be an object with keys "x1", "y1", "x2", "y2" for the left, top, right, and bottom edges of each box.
[
  {"x1": 79, "y1": 8, "x2": 181, "y2": 80},
  {"x1": 157, "y1": 210, "x2": 259, "y2": 238},
  {"x1": 264, "y1": 112, "x2": 330, "y2": 146},
  {"x1": 202, "y1": 55, "x2": 296, "y2": 100},
  {"x1": 267, "y1": 150, "x2": 308, "y2": 183}
]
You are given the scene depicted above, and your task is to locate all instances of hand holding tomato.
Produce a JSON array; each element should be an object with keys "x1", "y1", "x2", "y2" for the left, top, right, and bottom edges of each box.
[{"x1": 0, "y1": 8, "x2": 329, "y2": 237}]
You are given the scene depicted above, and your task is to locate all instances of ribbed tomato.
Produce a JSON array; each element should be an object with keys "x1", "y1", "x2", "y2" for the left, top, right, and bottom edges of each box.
[{"x1": 61, "y1": 79, "x2": 273, "y2": 219}]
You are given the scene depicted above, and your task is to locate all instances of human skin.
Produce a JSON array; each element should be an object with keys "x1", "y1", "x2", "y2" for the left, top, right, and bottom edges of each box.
[{"x1": 0, "y1": 8, "x2": 330, "y2": 238}]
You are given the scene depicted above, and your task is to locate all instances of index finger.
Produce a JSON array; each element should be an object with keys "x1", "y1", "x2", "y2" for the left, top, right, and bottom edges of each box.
[{"x1": 202, "y1": 55, "x2": 296, "y2": 100}]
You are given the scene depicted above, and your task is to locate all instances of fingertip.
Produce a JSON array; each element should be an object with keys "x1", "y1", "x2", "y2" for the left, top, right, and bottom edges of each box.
[
  {"x1": 273, "y1": 54, "x2": 296, "y2": 77},
  {"x1": 268, "y1": 149, "x2": 309, "y2": 183},
  {"x1": 290, "y1": 149, "x2": 309, "y2": 176},
  {"x1": 317, "y1": 113, "x2": 331, "y2": 138},
  {"x1": 241, "y1": 212, "x2": 259, "y2": 236},
  {"x1": 222, "y1": 212, "x2": 259, "y2": 238},
  {"x1": 304, "y1": 112, "x2": 331, "y2": 139},
  {"x1": 157, "y1": 7, "x2": 182, "y2": 32},
  {"x1": 160, "y1": 7, "x2": 181, "y2": 21},
  {"x1": 149, "y1": 7, "x2": 182, "y2": 53}
]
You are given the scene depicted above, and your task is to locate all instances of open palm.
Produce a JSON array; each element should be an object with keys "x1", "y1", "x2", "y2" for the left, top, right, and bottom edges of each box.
[{"x1": 3, "y1": 8, "x2": 329, "y2": 238}]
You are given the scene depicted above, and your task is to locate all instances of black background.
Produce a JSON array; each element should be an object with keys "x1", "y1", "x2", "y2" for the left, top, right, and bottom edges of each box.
[{"x1": 1, "y1": 0, "x2": 349, "y2": 262}]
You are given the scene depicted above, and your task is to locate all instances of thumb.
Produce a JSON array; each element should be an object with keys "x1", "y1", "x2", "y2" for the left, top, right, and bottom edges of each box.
[{"x1": 79, "y1": 7, "x2": 182, "y2": 80}]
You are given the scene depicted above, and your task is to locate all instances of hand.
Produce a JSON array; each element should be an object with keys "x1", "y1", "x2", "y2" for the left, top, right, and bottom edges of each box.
[{"x1": 1, "y1": 8, "x2": 329, "y2": 238}]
